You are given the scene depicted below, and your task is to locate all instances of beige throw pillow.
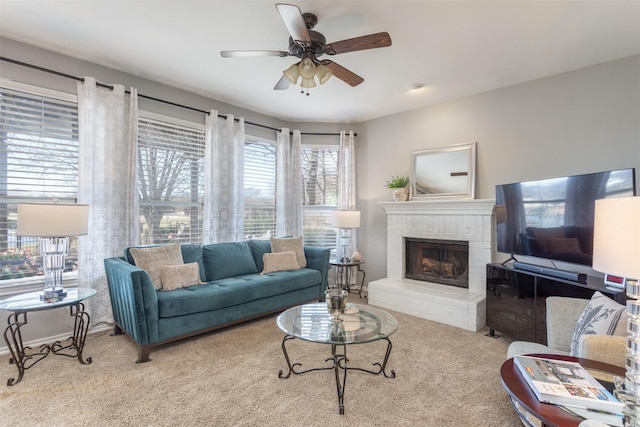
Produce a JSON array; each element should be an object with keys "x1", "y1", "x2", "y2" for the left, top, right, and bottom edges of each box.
[
  {"x1": 261, "y1": 251, "x2": 299, "y2": 274},
  {"x1": 160, "y1": 262, "x2": 202, "y2": 291},
  {"x1": 129, "y1": 243, "x2": 184, "y2": 290},
  {"x1": 271, "y1": 236, "x2": 306, "y2": 268}
]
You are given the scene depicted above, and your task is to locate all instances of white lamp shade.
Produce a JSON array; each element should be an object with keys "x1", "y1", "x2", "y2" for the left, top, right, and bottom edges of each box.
[
  {"x1": 593, "y1": 196, "x2": 640, "y2": 279},
  {"x1": 17, "y1": 203, "x2": 89, "y2": 237},
  {"x1": 332, "y1": 210, "x2": 361, "y2": 229}
]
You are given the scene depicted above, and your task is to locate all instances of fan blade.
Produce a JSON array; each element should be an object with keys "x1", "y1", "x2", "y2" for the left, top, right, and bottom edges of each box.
[
  {"x1": 274, "y1": 75, "x2": 291, "y2": 90},
  {"x1": 321, "y1": 60, "x2": 364, "y2": 87},
  {"x1": 276, "y1": 3, "x2": 311, "y2": 45},
  {"x1": 324, "y1": 32, "x2": 392, "y2": 55},
  {"x1": 221, "y1": 50, "x2": 290, "y2": 58}
]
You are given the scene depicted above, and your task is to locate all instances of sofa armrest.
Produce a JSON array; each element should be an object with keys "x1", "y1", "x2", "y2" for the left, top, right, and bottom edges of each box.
[
  {"x1": 546, "y1": 296, "x2": 590, "y2": 352},
  {"x1": 304, "y1": 246, "x2": 331, "y2": 297},
  {"x1": 578, "y1": 334, "x2": 626, "y2": 369},
  {"x1": 104, "y1": 257, "x2": 159, "y2": 346}
]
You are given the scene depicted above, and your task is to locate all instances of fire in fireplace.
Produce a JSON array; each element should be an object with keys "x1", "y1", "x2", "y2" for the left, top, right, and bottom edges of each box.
[{"x1": 405, "y1": 238, "x2": 469, "y2": 288}]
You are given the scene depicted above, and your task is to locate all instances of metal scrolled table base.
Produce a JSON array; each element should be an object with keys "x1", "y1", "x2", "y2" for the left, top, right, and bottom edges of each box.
[
  {"x1": 3, "y1": 302, "x2": 92, "y2": 386},
  {"x1": 278, "y1": 334, "x2": 396, "y2": 415}
]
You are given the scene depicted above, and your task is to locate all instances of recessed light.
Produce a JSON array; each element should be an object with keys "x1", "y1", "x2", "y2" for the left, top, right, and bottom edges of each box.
[{"x1": 405, "y1": 83, "x2": 424, "y2": 92}]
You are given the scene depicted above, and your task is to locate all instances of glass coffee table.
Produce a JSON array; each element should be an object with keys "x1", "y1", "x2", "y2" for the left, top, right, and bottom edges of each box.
[{"x1": 276, "y1": 302, "x2": 398, "y2": 415}]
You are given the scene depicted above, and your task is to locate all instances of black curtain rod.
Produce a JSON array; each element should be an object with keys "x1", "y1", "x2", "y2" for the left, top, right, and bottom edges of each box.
[{"x1": 0, "y1": 56, "x2": 355, "y2": 137}]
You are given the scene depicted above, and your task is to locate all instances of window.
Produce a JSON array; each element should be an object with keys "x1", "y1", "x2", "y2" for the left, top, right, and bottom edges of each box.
[
  {"x1": 244, "y1": 138, "x2": 276, "y2": 239},
  {"x1": 0, "y1": 84, "x2": 79, "y2": 282},
  {"x1": 302, "y1": 146, "x2": 338, "y2": 249},
  {"x1": 242, "y1": 140, "x2": 338, "y2": 249},
  {"x1": 137, "y1": 115, "x2": 204, "y2": 245}
]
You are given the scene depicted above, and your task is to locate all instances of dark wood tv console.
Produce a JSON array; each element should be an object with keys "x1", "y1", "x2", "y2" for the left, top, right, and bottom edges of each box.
[{"x1": 486, "y1": 263, "x2": 626, "y2": 344}]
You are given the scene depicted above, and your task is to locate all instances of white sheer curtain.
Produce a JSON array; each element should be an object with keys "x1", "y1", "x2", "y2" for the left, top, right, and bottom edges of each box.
[
  {"x1": 203, "y1": 110, "x2": 245, "y2": 243},
  {"x1": 276, "y1": 128, "x2": 303, "y2": 237},
  {"x1": 76, "y1": 77, "x2": 139, "y2": 326},
  {"x1": 337, "y1": 131, "x2": 358, "y2": 283}
]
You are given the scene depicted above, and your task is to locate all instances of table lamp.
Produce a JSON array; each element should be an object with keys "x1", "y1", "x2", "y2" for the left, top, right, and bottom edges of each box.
[
  {"x1": 331, "y1": 210, "x2": 360, "y2": 262},
  {"x1": 593, "y1": 196, "x2": 640, "y2": 425},
  {"x1": 17, "y1": 203, "x2": 89, "y2": 301}
]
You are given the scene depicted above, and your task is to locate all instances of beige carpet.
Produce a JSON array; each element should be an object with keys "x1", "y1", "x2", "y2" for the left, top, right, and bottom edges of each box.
[{"x1": 0, "y1": 307, "x2": 521, "y2": 426}]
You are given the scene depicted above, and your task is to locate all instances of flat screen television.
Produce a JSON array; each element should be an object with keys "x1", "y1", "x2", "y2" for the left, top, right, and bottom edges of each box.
[{"x1": 495, "y1": 168, "x2": 636, "y2": 267}]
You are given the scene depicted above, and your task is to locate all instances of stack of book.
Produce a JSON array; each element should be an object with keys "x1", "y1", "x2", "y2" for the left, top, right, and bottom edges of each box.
[{"x1": 514, "y1": 355, "x2": 623, "y2": 426}]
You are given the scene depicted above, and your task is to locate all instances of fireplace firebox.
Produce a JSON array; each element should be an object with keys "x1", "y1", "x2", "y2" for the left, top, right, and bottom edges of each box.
[{"x1": 405, "y1": 238, "x2": 469, "y2": 288}]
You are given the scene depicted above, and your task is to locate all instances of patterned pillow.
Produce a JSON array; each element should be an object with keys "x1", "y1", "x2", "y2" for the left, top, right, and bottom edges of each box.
[
  {"x1": 261, "y1": 251, "x2": 299, "y2": 274},
  {"x1": 129, "y1": 243, "x2": 184, "y2": 290},
  {"x1": 271, "y1": 236, "x2": 306, "y2": 268},
  {"x1": 570, "y1": 291, "x2": 627, "y2": 356},
  {"x1": 159, "y1": 262, "x2": 202, "y2": 291}
]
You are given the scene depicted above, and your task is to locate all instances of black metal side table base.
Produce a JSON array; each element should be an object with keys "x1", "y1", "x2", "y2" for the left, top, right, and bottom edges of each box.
[
  {"x1": 331, "y1": 260, "x2": 366, "y2": 299},
  {"x1": 278, "y1": 334, "x2": 396, "y2": 415},
  {"x1": 3, "y1": 302, "x2": 92, "y2": 386}
]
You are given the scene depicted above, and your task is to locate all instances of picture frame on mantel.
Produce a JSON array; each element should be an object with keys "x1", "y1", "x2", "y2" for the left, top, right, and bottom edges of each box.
[{"x1": 410, "y1": 142, "x2": 476, "y2": 200}]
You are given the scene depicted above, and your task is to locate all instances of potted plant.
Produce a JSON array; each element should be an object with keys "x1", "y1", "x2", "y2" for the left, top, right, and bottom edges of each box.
[{"x1": 385, "y1": 176, "x2": 410, "y2": 201}]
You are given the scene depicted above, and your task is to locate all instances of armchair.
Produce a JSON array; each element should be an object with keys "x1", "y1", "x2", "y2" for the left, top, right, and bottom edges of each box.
[{"x1": 507, "y1": 296, "x2": 626, "y2": 368}]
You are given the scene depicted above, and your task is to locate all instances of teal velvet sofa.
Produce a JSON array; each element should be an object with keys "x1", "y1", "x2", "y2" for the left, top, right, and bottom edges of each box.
[{"x1": 104, "y1": 239, "x2": 330, "y2": 362}]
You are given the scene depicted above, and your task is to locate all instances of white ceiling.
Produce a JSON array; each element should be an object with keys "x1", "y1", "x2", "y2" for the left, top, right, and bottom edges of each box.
[{"x1": 1, "y1": 1, "x2": 639, "y2": 123}]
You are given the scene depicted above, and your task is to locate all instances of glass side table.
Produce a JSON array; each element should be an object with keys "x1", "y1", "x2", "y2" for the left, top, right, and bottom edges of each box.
[
  {"x1": 330, "y1": 259, "x2": 366, "y2": 298},
  {"x1": 0, "y1": 287, "x2": 97, "y2": 386}
]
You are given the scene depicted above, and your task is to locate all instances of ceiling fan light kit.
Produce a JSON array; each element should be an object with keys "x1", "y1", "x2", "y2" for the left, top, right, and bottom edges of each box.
[{"x1": 220, "y1": 3, "x2": 392, "y2": 95}]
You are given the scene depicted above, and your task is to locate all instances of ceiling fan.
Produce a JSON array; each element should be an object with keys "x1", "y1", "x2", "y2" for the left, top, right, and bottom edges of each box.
[{"x1": 220, "y1": 3, "x2": 392, "y2": 94}]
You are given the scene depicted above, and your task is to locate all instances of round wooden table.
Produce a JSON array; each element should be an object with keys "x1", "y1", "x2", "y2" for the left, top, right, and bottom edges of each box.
[{"x1": 500, "y1": 354, "x2": 625, "y2": 427}]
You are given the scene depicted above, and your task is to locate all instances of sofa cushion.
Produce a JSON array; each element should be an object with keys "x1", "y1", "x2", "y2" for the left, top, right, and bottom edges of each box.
[
  {"x1": 271, "y1": 236, "x2": 306, "y2": 268},
  {"x1": 203, "y1": 241, "x2": 258, "y2": 281},
  {"x1": 128, "y1": 243, "x2": 184, "y2": 290},
  {"x1": 160, "y1": 262, "x2": 202, "y2": 291},
  {"x1": 156, "y1": 268, "x2": 321, "y2": 318},
  {"x1": 261, "y1": 251, "x2": 299, "y2": 274},
  {"x1": 247, "y1": 239, "x2": 271, "y2": 272},
  {"x1": 180, "y1": 244, "x2": 206, "y2": 282},
  {"x1": 570, "y1": 291, "x2": 627, "y2": 356}
]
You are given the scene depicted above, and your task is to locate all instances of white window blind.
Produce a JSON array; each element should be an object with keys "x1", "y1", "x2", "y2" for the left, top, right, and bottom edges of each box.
[
  {"x1": 244, "y1": 139, "x2": 276, "y2": 239},
  {"x1": 301, "y1": 146, "x2": 338, "y2": 249},
  {"x1": 0, "y1": 87, "x2": 79, "y2": 281},
  {"x1": 137, "y1": 116, "x2": 204, "y2": 245}
]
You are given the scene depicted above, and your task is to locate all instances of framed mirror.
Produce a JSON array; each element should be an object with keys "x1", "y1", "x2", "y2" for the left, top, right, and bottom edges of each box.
[{"x1": 410, "y1": 142, "x2": 476, "y2": 200}]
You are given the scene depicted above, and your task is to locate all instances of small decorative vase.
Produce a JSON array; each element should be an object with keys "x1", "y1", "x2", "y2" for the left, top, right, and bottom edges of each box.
[
  {"x1": 352, "y1": 250, "x2": 362, "y2": 262},
  {"x1": 392, "y1": 187, "x2": 409, "y2": 201},
  {"x1": 325, "y1": 289, "x2": 348, "y2": 322}
]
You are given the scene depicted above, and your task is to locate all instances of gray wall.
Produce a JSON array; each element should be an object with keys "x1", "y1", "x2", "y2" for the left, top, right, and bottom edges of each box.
[{"x1": 358, "y1": 55, "x2": 640, "y2": 284}]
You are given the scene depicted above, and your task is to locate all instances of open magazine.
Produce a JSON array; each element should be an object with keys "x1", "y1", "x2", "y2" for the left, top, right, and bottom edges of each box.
[{"x1": 514, "y1": 355, "x2": 623, "y2": 416}]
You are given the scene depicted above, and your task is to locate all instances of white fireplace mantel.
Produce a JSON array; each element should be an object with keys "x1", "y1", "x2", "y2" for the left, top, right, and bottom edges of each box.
[
  {"x1": 369, "y1": 198, "x2": 496, "y2": 332},
  {"x1": 378, "y1": 199, "x2": 496, "y2": 216}
]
